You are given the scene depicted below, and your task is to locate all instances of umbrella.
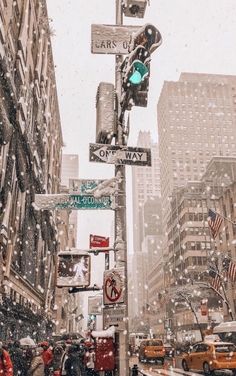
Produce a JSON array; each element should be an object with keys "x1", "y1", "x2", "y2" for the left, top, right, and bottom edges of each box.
[{"x1": 20, "y1": 337, "x2": 36, "y2": 346}]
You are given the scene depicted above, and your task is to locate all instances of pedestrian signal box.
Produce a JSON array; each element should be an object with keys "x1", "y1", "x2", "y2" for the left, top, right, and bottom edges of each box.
[{"x1": 57, "y1": 249, "x2": 91, "y2": 287}]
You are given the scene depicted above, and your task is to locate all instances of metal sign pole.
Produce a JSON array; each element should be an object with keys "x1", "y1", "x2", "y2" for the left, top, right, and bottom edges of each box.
[{"x1": 115, "y1": 1, "x2": 129, "y2": 375}]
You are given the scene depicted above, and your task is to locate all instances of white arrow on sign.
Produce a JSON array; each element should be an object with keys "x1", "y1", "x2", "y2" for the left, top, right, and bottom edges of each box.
[{"x1": 93, "y1": 146, "x2": 148, "y2": 163}]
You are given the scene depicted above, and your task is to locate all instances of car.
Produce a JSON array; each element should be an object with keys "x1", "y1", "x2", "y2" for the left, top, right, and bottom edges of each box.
[
  {"x1": 182, "y1": 341, "x2": 236, "y2": 375},
  {"x1": 164, "y1": 343, "x2": 175, "y2": 357},
  {"x1": 138, "y1": 339, "x2": 165, "y2": 364}
]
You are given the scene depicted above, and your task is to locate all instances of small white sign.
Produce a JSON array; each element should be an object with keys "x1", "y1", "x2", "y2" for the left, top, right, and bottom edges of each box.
[
  {"x1": 103, "y1": 305, "x2": 126, "y2": 330},
  {"x1": 88, "y1": 295, "x2": 103, "y2": 315},
  {"x1": 91, "y1": 24, "x2": 139, "y2": 55},
  {"x1": 89, "y1": 143, "x2": 152, "y2": 167}
]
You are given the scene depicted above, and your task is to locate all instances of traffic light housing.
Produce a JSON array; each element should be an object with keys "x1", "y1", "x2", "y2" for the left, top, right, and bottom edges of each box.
[
  {"x1": 123, "y1": 0, "x2": 148, "y2": 18},
  {"x1": 121, "y1": 24, "x2": 162, "y2": 111},
  {"x1": 96, "y1": 82, "x2": 116, "y2": 144}
]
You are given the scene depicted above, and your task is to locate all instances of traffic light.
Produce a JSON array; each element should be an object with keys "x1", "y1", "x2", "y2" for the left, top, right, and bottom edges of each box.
[
  {"x1": 96, "y1": 82, "x2": 116, "y2": 144},
  {"x1": 121, "y1": 23, "x2": 162, "y2": 111}
]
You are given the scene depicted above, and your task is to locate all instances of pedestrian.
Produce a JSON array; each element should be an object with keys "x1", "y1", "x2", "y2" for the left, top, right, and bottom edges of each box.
[
  {"x1": 77, "y1": 340, "x2": 86, "y2": 376},
  {"x1": 9, "y1": 341, "x2": 27, "y2": 376},
  {"x1": 38, "y1": 342, "x2": 53, "y2": 376},
  {"x1": 51, "y1": 344, "x2": 64, "y2": 374},
  {"x1": 85, "y1": 346, "x2": 98, "y2": 376},
  {"x1": 27, "y1": 347, "x2": 44, "y2": 376},
  {"x1": 64, "y1": 345, "x2": 80, "y2": 376},
  {"x1": 0, "y1": 341, "x2": 13, "y2": 376}
]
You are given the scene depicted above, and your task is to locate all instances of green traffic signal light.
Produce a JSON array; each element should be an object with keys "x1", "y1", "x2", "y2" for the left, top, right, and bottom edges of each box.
[{"x1": 128, "y1": 61, "x2": 149, "y2": 85}]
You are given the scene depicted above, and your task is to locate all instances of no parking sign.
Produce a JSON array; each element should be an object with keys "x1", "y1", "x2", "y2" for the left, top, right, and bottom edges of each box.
[{"x1": 103, "y1": 268, "x2": 125, "y2": 305}]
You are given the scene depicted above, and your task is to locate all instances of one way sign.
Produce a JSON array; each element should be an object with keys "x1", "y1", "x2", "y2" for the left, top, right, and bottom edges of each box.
[{"x1": 89, "y1": 143, "x2": 152, "y2": 166}]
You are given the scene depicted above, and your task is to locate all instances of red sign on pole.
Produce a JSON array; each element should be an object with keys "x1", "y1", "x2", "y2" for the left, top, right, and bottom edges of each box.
[{"x1": 90, "y1": 234, "x2": 109, "y2": 248}]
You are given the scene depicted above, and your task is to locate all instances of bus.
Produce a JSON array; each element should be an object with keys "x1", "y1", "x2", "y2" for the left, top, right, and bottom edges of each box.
[
  {"x1": 213, "y1": 321, "x2": 236, "y2": 345},
  {"x1": 129, "y1": 333, "x2": 149, "y2": 354}
]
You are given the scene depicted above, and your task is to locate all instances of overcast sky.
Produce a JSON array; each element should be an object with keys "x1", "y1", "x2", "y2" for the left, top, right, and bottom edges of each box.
[{"x1": 47, "y1": 0, "x2": 236, "y2": 261}]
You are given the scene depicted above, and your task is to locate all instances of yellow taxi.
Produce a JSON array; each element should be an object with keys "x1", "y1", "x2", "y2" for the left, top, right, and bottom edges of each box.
[
  {"x1": 138, "y1": 339, "x2": 165, "y2": 364},
  {"x1": 182, "y1": 341, "x2": 236, "y2": 375}
]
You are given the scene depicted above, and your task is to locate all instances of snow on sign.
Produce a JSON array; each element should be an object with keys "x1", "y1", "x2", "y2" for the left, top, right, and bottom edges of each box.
[
  {"x1": 103, "y1": 305, "x2": 126, "y2": 331},
  {"x1": 91, "y1": 24, "x2": 140, "y2": 55},
  {"x1": 34, "y1": 194, "x2": 113, "y2": 210},
  {"x1": 103, "y1": 268, "x2": 125, "y2": 305},
  {"x1": 69, "y1": 179, "x2": 105, "y2": 194},
  {"x1": 88, "y1": 295, "x2": 103, "y2": 315},
  {"x1": 89, "y1": 143, "x2": 152, "y2": 167}
]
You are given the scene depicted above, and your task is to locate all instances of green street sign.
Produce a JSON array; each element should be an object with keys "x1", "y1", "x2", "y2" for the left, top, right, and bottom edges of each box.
[
  {"x1": 56, "y1": 195, "x2": 112, "y2": 210},
  {"x1": 34, "y1": 194, "x2": 113, "y2": 210}
]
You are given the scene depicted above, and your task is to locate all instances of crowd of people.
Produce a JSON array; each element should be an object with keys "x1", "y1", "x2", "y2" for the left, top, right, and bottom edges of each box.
[{"x1": 0, "y1": 339, "x2": 101, "y2": 376}]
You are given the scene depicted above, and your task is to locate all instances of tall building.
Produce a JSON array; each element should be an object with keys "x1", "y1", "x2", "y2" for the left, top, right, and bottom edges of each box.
[
  {"x1": 61, "y1": 154, "x2": 79, "y2": 246},
  {"x1": 132, "y1": 131, "x2": 160, "y2": 254},
  {"x1": 0, "y1": 0, "x2": 62, "y2": 340},
  {"x1": 158, "y1": 73, "x2": 236, "y2": 226},
  {"x1": 53, "y1": 154, "x2": 80, "y2": 335},
  {"x1": 130, "y1": 131, "x2": 161, "y2": 321},
  {"x1": 157, "y1": 73, "x2": 236, "y2": 340}
]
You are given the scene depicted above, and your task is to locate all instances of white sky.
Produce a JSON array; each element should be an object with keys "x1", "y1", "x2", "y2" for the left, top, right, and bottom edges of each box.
[{"x1": 47, "y1": 0, "x2": 236, "y2": 272}]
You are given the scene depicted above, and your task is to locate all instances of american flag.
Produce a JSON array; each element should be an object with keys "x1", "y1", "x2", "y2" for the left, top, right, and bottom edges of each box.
[
  {"x1": 223, "y1": 257, "x2": 236, "y2": 282},
  {"x1": 208, "y1": 209, "x2": 223, "y2": 239},
  {"x1": 210, "y1": 274, "x2": 221, "y2": 291}
]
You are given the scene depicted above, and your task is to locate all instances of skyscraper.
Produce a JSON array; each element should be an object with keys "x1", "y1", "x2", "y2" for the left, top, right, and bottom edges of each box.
[
  {"x1": 157, "y1": 73, "x2": 236, "y2": 338},
  {"x1": 158, "y1": 73, "x2": 236, "y2": 225},
  {"x1": 132, "y1": 131, "x2": 161, "y2": 254},
  {"x1": 130, "y1": 131, "x2": 161, "y2": 320},
  {"x1": 61, "y1": 154, "x2": 79, "y2": 246}
]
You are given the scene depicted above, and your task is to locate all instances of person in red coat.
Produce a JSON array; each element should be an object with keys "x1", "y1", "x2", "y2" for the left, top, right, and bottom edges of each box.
[
  {"x1": 38, "y1": 342, "x2": 53, "y2": 376},
  {"x1": 0, "y1": 342, "x2": 13, "y2": 376}
]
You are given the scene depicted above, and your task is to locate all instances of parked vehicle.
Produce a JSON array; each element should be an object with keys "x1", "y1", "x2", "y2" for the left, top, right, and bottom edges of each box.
[
  {"x1": 182, "y1": 341, "x2": 236, "y2": 375},
  {"x1": 138, "y1": 339, "x2": 165, "y2": 364},
  {"x1": 129, "y1": 332, "x2": 149, "y2": 354},
  {"x1": 163, "y1": 343, "x2": 175, "y2": 357},
  {"x1": 213, "y1": 321, "x2": 236, "y2": 345}
]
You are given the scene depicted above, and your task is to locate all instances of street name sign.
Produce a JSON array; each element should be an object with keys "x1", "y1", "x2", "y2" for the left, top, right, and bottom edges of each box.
[
  {"x1": 89, "y1": 143, "x2": 152, "y2": 167},
  {"x1": 91, "y1": 24, "x2": 140, "y2": 55},
  {"x1": 69, "y1": 179, "x2": 105, "y2": 194},
  {"x1": 34, "y1": 194, "x2": 113, "y2": 210},
  {"x1": 103, "y1": 305, "x2": 126, "y2": 331}
]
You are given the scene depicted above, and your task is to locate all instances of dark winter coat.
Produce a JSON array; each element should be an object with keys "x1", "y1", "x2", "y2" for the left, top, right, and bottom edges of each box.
[
  {"x1": 10, "y1": 347, "x2": 27, "y2": 376},
  {"x1": 65, "y1": 352, "x2": 86, "y2": 376}
]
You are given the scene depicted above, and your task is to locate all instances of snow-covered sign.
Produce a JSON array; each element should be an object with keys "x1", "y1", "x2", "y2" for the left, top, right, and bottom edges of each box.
[
  {"x1": 69, "y1": 179, "x2": 104, "y2": 194},
  {"x1": 88, "y1": 295, "x2": 103, "y2": 315},
  {"x1": 103, "y1": 305, "x2": 126, "y2": 331},
  {"x1": 91, "y1": 24, "x2": 139, "y2": 55},
  {"x1": 103, "y1": 268, "x2": 125, "y2": 305},
  {"x1": 89, "y1": 143, "x2": 152, "y2": 166},
  {"x1": 57, "y1": 250, "x2": 91, "y2": 288},
  {"x1": 34, "y1": 193, "x2": 113, "y2": 210}
]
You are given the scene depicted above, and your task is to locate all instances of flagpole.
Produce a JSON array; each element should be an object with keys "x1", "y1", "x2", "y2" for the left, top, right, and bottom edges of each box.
[{"x1": 209, "y1": 208, "x2": 236, "y2": 225}]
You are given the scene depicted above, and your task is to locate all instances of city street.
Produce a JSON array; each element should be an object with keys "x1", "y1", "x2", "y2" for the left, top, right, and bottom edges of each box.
[{"x1": 129, "y1": 356, "x2": 234, "y2": 376}]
